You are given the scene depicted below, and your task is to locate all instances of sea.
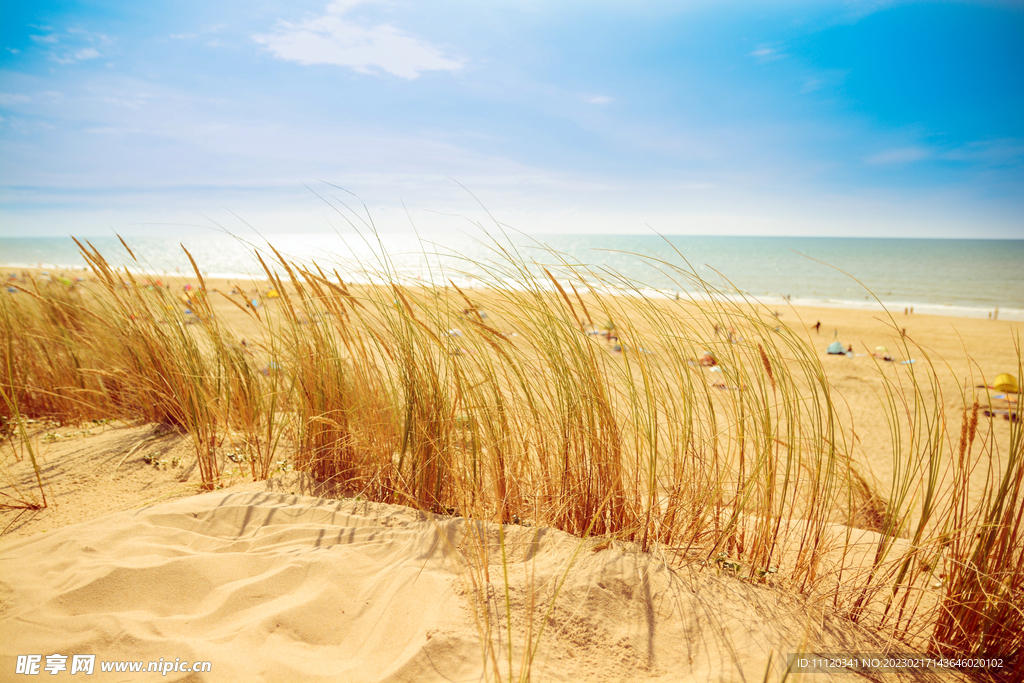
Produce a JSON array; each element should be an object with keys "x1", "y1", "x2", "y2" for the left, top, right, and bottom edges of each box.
[{"x1": 2, "y1": 234, "x2": 1022, "y2": 321}]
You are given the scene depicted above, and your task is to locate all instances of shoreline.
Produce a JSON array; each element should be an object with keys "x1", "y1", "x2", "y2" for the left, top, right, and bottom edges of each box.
[{"x1": 5, "y1": 261, "x2": 1022, "y2": 322}]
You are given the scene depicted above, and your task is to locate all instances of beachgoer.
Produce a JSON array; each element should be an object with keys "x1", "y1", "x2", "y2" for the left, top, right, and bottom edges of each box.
[{"x1": 813, "y1": 321, "x2": 821, "y2": 334}]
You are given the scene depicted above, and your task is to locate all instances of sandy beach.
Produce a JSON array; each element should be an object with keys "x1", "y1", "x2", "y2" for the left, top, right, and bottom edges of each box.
[{"x1": 1, "y1": 263, "x2": 1020, "y2": 682}]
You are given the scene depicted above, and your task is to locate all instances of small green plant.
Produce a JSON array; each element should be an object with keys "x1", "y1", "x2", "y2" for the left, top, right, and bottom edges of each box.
[{"x1": 715, "y1": 552, "x2": 742, "y2": 573}]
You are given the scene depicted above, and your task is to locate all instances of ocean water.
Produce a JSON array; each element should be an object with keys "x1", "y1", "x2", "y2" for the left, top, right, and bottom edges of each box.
[{"x1": 2, "y1": 234, "x2": 1022, "y2": 320}]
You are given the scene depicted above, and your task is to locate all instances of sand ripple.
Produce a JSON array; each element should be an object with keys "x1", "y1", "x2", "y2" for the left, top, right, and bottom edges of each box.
[{"x1": 1, "y1": 492, "x2": 958, "y2": 682}]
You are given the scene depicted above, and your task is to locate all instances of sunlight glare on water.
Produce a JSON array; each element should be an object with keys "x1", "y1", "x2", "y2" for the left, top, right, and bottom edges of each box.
[{"x1": 2, "y1": 233, "x2": 1021, "y2": 320}]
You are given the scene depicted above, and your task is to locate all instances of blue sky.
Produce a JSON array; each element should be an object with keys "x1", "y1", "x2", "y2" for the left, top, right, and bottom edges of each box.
[{"x1": 1, "y1": 0, "x2": 1022, "y2": 237}]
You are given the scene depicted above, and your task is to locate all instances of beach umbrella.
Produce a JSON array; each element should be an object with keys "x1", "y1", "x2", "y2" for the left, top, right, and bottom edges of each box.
[{"x1": 993, "y1": 373, "x2": 1019, "y2": 393}]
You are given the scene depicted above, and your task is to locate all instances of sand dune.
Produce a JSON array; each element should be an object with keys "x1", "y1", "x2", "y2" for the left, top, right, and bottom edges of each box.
[{"x1": 0, "y1": 490, "x2": 963, "y2": 682}]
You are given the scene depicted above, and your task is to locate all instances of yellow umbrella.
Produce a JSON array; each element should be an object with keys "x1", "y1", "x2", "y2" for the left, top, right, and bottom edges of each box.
[{"x1": 993, "y1": 373, "x2": 1019, "y2": 393}]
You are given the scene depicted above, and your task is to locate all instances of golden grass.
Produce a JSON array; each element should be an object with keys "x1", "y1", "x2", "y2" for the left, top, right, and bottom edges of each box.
[{"x1": 1, "y1": 235, "x2": 1020, "y2": 678}]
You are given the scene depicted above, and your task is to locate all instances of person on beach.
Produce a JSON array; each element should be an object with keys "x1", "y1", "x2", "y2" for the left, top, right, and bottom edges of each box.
[{"x1": 813, "y1": 321, "x2": 821, "y2": 334}]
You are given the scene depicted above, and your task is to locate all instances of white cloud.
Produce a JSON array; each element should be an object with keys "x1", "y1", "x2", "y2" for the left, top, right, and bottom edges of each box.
[
  {"x1": 52, "y1": 51, "x2": 98, "y2": 65},
  {"x1": 29, "y1": 28, "x2": 109, "y2": 64},
  {"x1": 865, "y1": 147, "x2": 929, "y2": 165},
  {"x1": 801, "y1": 76, "x2": 824, "y2": 94},
  {"x1": 254, "y1": 2, "x2": 462, "y2": 79},
  {"x1": 840, "y1": 0, "x2": 897, "y2": 24},
  {"x1": 942, "y1": 138, "x2": 1024, "y2": 165},
  {"x1": 750, "y1": 45, "x2": 785, "y2": 62},
  {"x1": 171, "y1": 25, "x2": 221, "y2": 40},
  {"x1": 800, "y1": 69, "x2": 850, "y2": 95},
  {"x1": 99, "y1": 94, "x2": 152, "y2": 110},
  {"x1": 84, "y1": 126, "x2": 140, "y2": 135},
  {"x1": 587, "y1": 95, "x2": 612, "y2": 105},
  {"x1": 0, "y1": 92, "x2": 33, "y2": 106}
]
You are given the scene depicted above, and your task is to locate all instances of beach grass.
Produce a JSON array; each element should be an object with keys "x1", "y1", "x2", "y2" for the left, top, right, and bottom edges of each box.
[{"x1": 1, "y1": 235, "x2": 1020, "y2": 678}]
